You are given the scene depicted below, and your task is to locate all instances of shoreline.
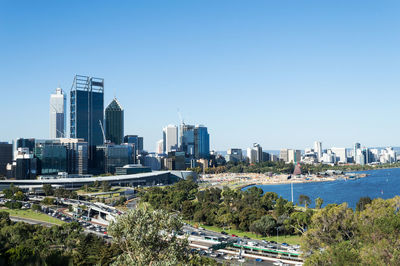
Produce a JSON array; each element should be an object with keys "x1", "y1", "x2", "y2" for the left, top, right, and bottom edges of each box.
[{"x1": 200, "y1": 171, "x2": 375, "y2": 190}]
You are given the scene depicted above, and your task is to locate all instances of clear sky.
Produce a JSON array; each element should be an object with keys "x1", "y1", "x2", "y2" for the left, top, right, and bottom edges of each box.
[{"x1": 1, "y1": 1, "x2": 399, "y2": 151}]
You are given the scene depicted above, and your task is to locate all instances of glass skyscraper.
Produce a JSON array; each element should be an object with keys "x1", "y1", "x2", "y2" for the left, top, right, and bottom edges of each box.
[
  {"x1": 49, "y1": 88, "x2": 66, "y2": 138},
  {"x1": 194, "y1": 125, "x2": 210, "y2": 159},
  {"x1": 70, "y1": 75, "x2": 104, "y2": 167},
  {"x1": 105, "y1": 98, "x2": 124, "y2": 145}
]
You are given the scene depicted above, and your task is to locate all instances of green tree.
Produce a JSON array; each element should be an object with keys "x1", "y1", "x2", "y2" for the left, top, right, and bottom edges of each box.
[
  {"x1": 108, "y1": 207, "x2": 190, "y2": 265},
  {"x1": 356, "y1": 196, "x2": 372, "y2": 212},
  {"x1": 42, "y1": 184, "x2": 54, "y2": 196},
  {"x1": 250, "y1": 215, "x2": 276, "y2": 237},
  {"x1": 315, "y1": 197, "x2": 324, "y2": 209},
  {"x1": 14, "y1": 191, "x2": 25, "y2": 201},
  {"x1": 299, "y1": 194, "x2": 311, "y2": 208},
  {"x1": 41, "y1": 197, "x2": 55, "y2": 205},
  {"x1": 32, "y1": 204, "x2": 41, "y2": 212}
]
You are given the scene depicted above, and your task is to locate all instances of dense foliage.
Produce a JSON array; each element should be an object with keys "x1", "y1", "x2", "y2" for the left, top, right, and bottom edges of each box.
[
  {"x1": 0, "y1": 212, "x2": 121, "y2": 265},
  {"x1": 141, "y1": 180, "x2": 313, "y2": 237},
  {"x1": 303, "y1": 197, "x2": 400, "y2": 265}
]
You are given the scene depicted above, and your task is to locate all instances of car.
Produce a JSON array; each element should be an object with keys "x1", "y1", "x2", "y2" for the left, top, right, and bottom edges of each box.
[
  {"x1": 221, "y1": 231, "x2": 228, "y2": 235},
  {"x1": 261, "y1": 240, "x2": 268, "y2": 244},
  {"x1": 243, "y1": 236, "x2": 250, "y2": 239},
  {"x1": 198, "y1": 227, "x2": 205, "y2": 230},
  {"x1": 270, "y1": 241, "x2": 277, "y2": 244},
  {"x1": 255, "y1": 258, "x2": 263, "y2": 262},
  {"x1": 231, "y1": 234, "x2": 238, "y2": 237},
  {"x1": 281, "y1": 243, "x2": 289, "y2": 246}
]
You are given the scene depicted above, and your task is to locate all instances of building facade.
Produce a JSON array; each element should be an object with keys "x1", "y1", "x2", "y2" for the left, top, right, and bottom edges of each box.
[
  {"x1": 70, "y1": 75, "x2": 104, "y2": 167},
  {"x1": 50, "y1": 88, "x2": 66, "y2": 139},
  {"x1": 0, "y1": 143, "x2": 12, "y2": 176},
  {"x1": 163, "y1": 125, "x2": 178, "y2": 153},
  {"x1": 105, "y1": 98, "x2": 124, "y2": 144},
  {"x1": 194, "y1": 125, "x2": 210, "y2": 159}
]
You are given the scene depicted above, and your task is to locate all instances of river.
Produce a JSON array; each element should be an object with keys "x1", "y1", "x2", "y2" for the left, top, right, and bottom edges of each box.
[{"x1": 243, "y1": 168, "x2": 400, "y2": 209}]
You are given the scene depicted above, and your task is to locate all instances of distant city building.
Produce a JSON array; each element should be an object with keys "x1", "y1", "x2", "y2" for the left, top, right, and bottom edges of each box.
[
  {"x1": 95, "y1": 144, "x2": 133, "y2": 174},
  {"x1": 34, "y1": 139, "x2": 67, "y2": 175},
  {"x1": 288, "y1": 149, "x2": 301, "y2": 163},
  {"x1": 49, "y1": 88, "x2": 66, "y2": 138},
  {"x1": 354, "y1": 142, "x2": 361, "y2": 163},
  {"x1": 17, "y1": 138, "x2": 35, "y2": 153},
  {"x1": 280, "y1": 149, "x2": 289, "y2": 162},
  {"x1": 105, "y1": 98, "x2": 124, "y2": 144},
  {"x1": 194, "y1": 125, "x2": 210, "y2": 159},
  {"x1": 70, "y1": 75, "x2": 104, "y2": 169},
  {"x1": 156, "y1": 139, "x2": 164, "y2": 154},
  {"x1": 331, "y1": 147, "x2": 347, "y2": 163},
  {"x1": 0, "y1": 142, "x2": 13, "y2": 176},
  {"x1": 314, "y1": 141, "x2": 322, "y2": 161},
  {"x1": 163, "y1": 125, "x2": 178, "y2": 153},
  {"x1": 124, "y1": 135, "x2": 144, "y2": 155},
  {"x1": 142, "y1": 153, "x2": 164, "y2": 171},
  {"x1": 60, "y1": 138, "x2": 88, "y2": 175},
  {"x1": 247, "y1": 148, "x2": 257, "y2": 164},
  {"x1": 225, "y1": 148, "x2": 243, "y2": 163},
  {"x1": 180, "y1": 124, "x2": 195, "y2": 157},
  {"x1": 165, "y1": 151, "x2": 186, "y2": 170},
  {"x1": 247, "y1": 143, "x2": 263, "y2": 163},
  {"x1": 8, "y1": 148, "x2": 38, "y2": 179}
]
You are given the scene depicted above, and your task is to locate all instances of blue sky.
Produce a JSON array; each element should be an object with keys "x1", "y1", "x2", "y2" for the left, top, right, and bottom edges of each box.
[{"x1": 1, "y1": 1, "x2": 399, "y2": 151}]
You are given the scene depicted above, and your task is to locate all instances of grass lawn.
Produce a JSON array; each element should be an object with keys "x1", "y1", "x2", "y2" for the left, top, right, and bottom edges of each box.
[
  {"x1": 185, "y1": 220, "x2": 301, "y2": 245},
  {"x1": 1, "y1": 208, "x2": 65, "y2": 226}
]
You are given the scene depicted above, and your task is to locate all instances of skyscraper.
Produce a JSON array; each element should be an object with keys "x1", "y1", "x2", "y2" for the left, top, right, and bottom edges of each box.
[
  {"x1": 180, "y1": 124, "x2": 195, "y2": 157},
  {"x1": 314, "y1": 141, "x2": 322, "y2": 161},
  {"x1": 194, "y1": 125, "x2": 210, "y2": 159},
  {"x1": 105, "y1": 98, "x2": 124, "y2": 144},
  {"x1": 0, "y1": 142, "x2": 12, "y2": 176},
  {"x1": 156, "y1": 139, "x2": 164, "y2": 154},
  {"x1": 163, "y1": 125, "x2": 178, "y2": 153},
  {"x1": 49, "y1": 88, "x2": 66, "y2": 138},
  {"x1": 70, "y1": 75, "x2": 104, "y2": 167}
]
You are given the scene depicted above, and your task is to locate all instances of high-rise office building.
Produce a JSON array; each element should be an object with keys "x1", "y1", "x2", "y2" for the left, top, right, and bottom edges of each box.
[
  {"x1": 124, "y1": 135, "x2": 144, "y2": 155},
  {"x1": 194, "y1": 125, "x2": 210, "y2": 159},
  {"x1": 34, "y1": 140, "x2": 67, "y2": 175},
  {"x1": 70, "y1": 75, "x2": 104, "y2": 169},
  {"x1": 105, "y1": 98, "x2": 124, "y2": 144},
  {"x1": 163, "y1": 125, "x2": 178, "y2": 153},
  {"x1": 314, "y1": 141, "x2": 322, "y2": 161},
  {"x1": 247, "y1": 148, "x2": 258, "y2": 164},
  {"x1": 0, "y1": 142, "x2": 13, "y2": 176},
  {"x1": 180, "y1": 124, "x2": 195, "y2": 157},
  {"x1": 50, "y1": 88, "x2": 66, "y2": 138}
]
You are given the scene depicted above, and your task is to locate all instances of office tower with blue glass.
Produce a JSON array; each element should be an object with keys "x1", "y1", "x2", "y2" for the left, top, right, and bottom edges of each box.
[
  {"x1": 105, "y1": 98, "x2": 124, "y2": 145},
  {"x1": 70, "y1": 75, "x2": 104, "y2": 170},
  {"x1": 194, "y1": 125, "x2": 210, "y2": 159}
]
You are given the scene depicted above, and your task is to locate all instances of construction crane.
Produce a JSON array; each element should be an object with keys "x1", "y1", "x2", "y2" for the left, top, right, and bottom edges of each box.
[
  {"x1": 177, "y1": 108, "x2": 184, "y2": 126},
  {"x1": 99, "y1": 120, "x2": 107, "y2": 144}
]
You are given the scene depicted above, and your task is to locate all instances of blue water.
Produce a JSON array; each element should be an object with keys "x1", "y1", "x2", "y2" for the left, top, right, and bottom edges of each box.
[{"x1": 243, "y1": 168, "x2": 400, "y2": 209}]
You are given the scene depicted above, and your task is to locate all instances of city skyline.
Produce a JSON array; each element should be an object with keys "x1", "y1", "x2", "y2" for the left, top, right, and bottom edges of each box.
[{"x1": 1, "y1": 1, "x2": 400, "y2": 150}]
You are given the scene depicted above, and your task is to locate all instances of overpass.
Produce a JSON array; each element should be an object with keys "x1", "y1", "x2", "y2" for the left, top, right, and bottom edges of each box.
[{"x1": 0, "y1": 170, "x2": 197, "y2": 191}]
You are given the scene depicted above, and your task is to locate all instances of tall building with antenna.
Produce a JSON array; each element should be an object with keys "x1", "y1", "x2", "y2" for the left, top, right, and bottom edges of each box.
[
  {"x1": 70, "y1": 75, "x2": 104, "y2": 169},
  {"x1": 49, "y1": 88, "x2": 66, "y2": 138}
]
